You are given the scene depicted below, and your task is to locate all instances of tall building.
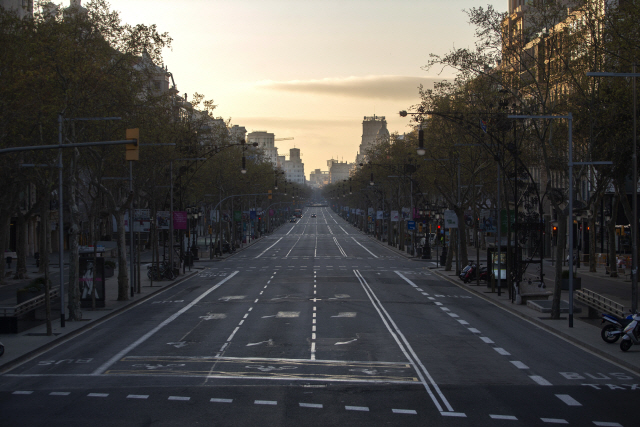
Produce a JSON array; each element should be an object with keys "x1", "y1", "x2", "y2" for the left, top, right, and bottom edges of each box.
[
  {"x1": 283, "y1": 148, "x2": 305, "y2": 185},
  {"x1": 356, "y1": 115, "x2": 389, "y2": 165},
  {"x1": 248, "y1": 131, "x2": 278, "y2": 166}
]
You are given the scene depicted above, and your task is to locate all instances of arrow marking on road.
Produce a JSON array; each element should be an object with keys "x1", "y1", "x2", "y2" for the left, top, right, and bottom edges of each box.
[{"x1": 167, "y1": 342, "x2": 188, "y2": 348}]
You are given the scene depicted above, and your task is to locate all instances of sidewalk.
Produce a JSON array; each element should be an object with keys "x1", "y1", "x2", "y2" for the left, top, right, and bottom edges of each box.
[
  {"x1": 0, "y1": 234, "x2": 269, "y2": 373},
  {"x1": 351, "y1": 224, "x2": 640, "y2": 375}
]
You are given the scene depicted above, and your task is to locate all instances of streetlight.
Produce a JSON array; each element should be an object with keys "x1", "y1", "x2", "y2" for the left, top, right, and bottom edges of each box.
[{"x1": 587, "y1": 66, "x2": 639, "y2": 313}]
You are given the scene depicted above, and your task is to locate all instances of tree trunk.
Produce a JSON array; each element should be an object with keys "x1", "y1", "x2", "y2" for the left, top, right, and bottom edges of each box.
[
  {"x1": 13, "y1": 213, "x2": 29, "y2": 280},
  {"x1": 115, "y1": 211, "x2": 130, "y2": 300},
  {"x1": 588, "y1": 213, "x2": 597, "y2": 273},
  {"x1": 67, "y1": 169, "x2": 82, "y2": 321},
  {"x1": 40, "y1": 190, "x2": 52, "y2": 335},
  {"x1": 608, "y1": 196, "x2": 619, "y2": 278},
  {"x1": 0, "y1": 213, "x2": 10, "y2": 286}
]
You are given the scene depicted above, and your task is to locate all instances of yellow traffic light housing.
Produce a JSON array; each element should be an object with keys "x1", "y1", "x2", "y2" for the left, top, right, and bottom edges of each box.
[{"x1": 126, "y1": 128, "x2": 139, "y2": 161}]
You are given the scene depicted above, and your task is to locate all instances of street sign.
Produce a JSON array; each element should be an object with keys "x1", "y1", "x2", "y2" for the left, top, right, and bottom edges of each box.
[{"x1": 407, "y1": 221, "x2": 416, "y2": 230}]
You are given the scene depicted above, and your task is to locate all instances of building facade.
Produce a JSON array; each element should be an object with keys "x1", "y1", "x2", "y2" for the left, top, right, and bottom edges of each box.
[
  {"x1": 327, "y1": 159, "x2": 351, "y2": 184},
  {"x1": 0, "y1": 0, "x2": 33, "y2": 18},
  {"x1": 248, "y1": 131, "x2": 278, "y2": 166},
  {"x1": 283, "y1": 148, "x2": 305, "y2": 184}
]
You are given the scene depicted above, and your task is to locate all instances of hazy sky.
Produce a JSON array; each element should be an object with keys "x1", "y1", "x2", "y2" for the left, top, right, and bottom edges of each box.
[{"x1": 106, "y1": 0, "x2": 504, "y2": 177}]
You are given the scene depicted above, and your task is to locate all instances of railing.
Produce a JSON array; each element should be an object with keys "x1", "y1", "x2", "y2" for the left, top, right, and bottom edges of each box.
[
  {"x1": 575, "y1": 288, "x2": 626, "y2": 318},
  {"x1": 0, "y1": 287, "x2": 60, "y2": 318}
]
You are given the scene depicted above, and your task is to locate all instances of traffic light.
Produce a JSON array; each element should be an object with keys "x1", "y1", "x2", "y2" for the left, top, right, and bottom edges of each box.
[
  {"x1": 126, "y1": 128, "x2": 139, "y2": 161},
  {"x1": 268, "y1": 190, "x2": 272, "y2": 200},
  {"x1": 552, "y1": 226, "x2": 558, "y2": 245}
]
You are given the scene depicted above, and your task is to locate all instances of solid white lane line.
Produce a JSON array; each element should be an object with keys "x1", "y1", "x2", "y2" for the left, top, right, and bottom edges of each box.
[
  {"x1": 87, "y1": 393, "x2": 109, "y2": 397},
  {"x1": 353, "y1": 270, "x2": 453, "y2": 413},
  {"x1": 92, "y1": 272, "x2": 240, "y2": 376},
  {"x1": 211, "y1": 398, "x2": 233, "y2": 403},
  {"x1": 510, "y1": 361, "x2": 529, "y2": 369},
  {"x1": 490, "y1": 415, "x2": 518, "y2": 420},
  {"x1": 345, "y1": 406, "x2": 369, "y2": 412},
  {"x1": 299, "y1": 403, "x2": 323, "y2": 408},
  {"x1": 339, "y1": 226, "x2": 349, "y2": 234},
  {"x1": 530, "y1": 375, "x2": 553, "y2": 386},
  {"x1": 555, "y1": 394, "x2": 581, "y2": 406},
  {"x1": 351, "y1": 238, "x2": 378, "y2": 258},
  {"x1": 285, "y1": 235, "x2": 303, "y2": 257},
  {"x1": 255, "y1": 237, "x2": 283, "y2": 258}
]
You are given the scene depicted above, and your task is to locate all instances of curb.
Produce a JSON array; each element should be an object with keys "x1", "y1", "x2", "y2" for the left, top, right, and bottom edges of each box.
[{"x1": 0, "y1": 270, "x2": 200, "y2": 374}]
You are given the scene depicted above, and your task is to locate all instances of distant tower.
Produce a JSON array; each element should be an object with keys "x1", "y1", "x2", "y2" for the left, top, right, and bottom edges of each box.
[{"x1": 356, "y1": 115, "x2": 388, "y2": 164}]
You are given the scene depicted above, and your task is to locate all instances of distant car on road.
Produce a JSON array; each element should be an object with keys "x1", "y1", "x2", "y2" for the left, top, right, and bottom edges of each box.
[
  {"x1": 289, "y1": 217, "x2": 297, "y2": 223},
  {"x1": 311, "y1": 214, "x2": 316, "y2": 218}
]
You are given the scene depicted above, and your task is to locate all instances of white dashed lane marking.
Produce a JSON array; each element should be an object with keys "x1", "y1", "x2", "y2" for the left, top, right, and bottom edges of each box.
[
  {"x1": 299, "y1": 403, "x2": 323, "y2": 408},
  {"x1": 255, "y1": 400, "x2": 277, "y2": 405},
  {"x1": 555, "y1": 394, "x2": 581, "y2": 406},
  {"x1": 211, "y1": 398, "x2": 233, "y2": 403},
  {"x1": 392, "y1": 409, "x2": 417, "y2": 414},
  {"x1": 540, "y1": 418, "x2": 568, "y2": 424},
  {"x1": 490, "y1": 414, "x2": 518, "y2": 420},
  {"x1": 345, "y1": 406, "x2": 369, "y2": 412}
]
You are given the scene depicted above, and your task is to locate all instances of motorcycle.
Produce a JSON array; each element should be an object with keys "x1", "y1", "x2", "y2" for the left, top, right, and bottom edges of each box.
[
  {"x1": 601, "y1": 313, "x2": 634, "y2": 343},
  {"x1": 459, "y1": 263, "x2": 493, "y2": 283},
  {"x1": 620, "y1": 312, "x2": 640, "y2": 352}
]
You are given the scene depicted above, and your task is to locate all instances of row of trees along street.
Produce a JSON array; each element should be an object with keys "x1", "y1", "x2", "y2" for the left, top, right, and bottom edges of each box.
[
  {"x1": 324, "y1": 1, "x2": 640, "y2": 319},
  {"x1": 0, "y1": 1, "x2": 308, "y2": 331}
]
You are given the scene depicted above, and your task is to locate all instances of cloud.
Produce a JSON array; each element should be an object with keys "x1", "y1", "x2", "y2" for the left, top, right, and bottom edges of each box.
[{"x1": 257, "y1": 75, "x2": 441, "y2": 100}]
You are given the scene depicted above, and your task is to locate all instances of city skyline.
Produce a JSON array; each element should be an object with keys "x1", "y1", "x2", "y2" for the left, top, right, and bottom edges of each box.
[{"x1": 107, "y1": 0, "x2": 503, "y2": 177}]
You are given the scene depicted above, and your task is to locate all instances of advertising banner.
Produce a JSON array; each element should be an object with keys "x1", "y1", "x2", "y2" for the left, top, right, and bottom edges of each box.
[
  {"x1": 368, "y1": 207, "x2": 373, "y2": 216},
  {"x1": 133, "y1": 209, "x2": 151, "y2": 232},
  {"x1": 210, "y1": 210, "x2": 220, "y2": 222},
  {"x1": 377, "y1": 210, "x2": 384, "y2": 220},
  {"x1": 444, "y1": 210, "x2": 458, "y2": 228},
  {"x1": 156, "y1": 211, "x2": 171, "y2": 230},
  {"x1": 173, "y1": 211, "x2": 188, "y2": 230},
  {"x1": 401, "y1": 207, "x2": 410, "y2": 219},
  {"x1": 391, "y1": 210, "x2": 399, "y2": 222}
]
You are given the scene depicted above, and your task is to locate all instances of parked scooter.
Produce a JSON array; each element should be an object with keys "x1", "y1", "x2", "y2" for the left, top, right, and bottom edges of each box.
[
  {"x1": 620, "y1": 312, "x2": 640, "y2": 352},
  {"x1": 601, "y1": 313, "x2": 634, "y2": 343},
  {"x1": 459, "y1": 263, "x2": 493, "y2": 283}
]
